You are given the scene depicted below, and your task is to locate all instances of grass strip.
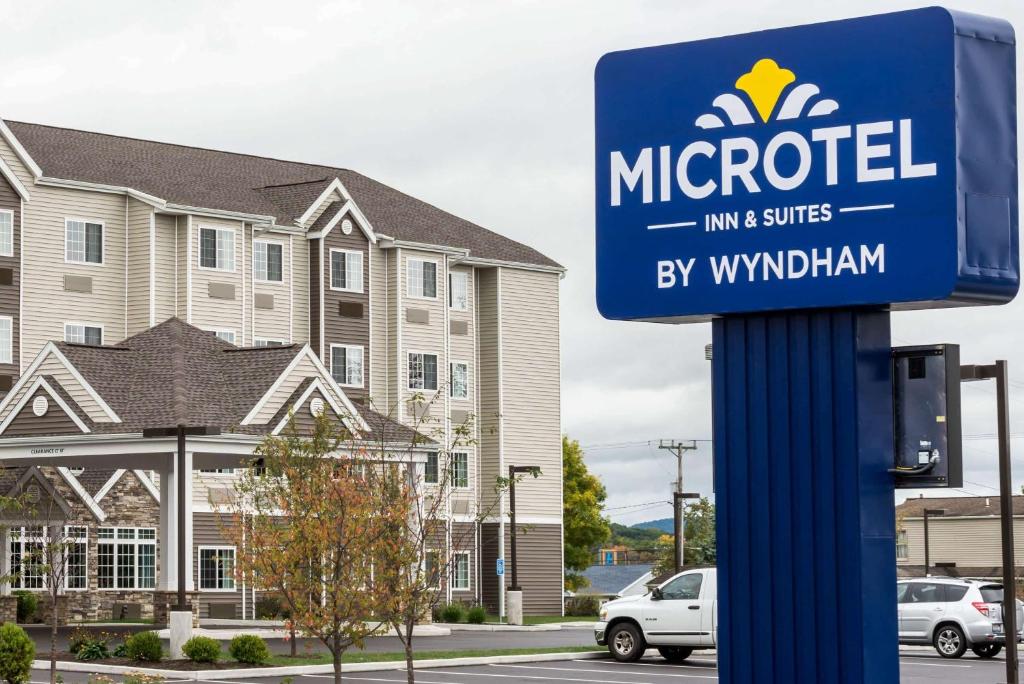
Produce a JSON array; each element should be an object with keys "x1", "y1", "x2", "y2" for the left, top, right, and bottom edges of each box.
[{"x1": 266, "y1": 645, "x2": 600, "y2": 666}]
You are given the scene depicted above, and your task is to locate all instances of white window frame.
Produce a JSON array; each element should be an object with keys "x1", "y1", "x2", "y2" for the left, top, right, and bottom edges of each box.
[
  {"x1": 197, "y1": 225, "x2": 236, "y2": 272},
  {"x1": 199, "y1": 468, "x2": 236, "y2": 475},
  {"x1": 449, "y1": 271, "x2": 468, "y2": 311},
  {"x1": 64, "y1": 322, "x2": 104, "y2": 346},
  {"x1": 424, "y1": 452, "x2": 439, "y2": 485},
  {"x1": 450, "y1": 551, "x2": 470, "y2": 591},
  {"x1": 198, "y1": 546, "x2": 237, "y2": 592},
  {"x1": 8, "y1": 526, "x2": 47, "y2": 590},
  {"x1": 64, "y1": 218, "x2": 105, "y2": 266},
  {"x1": 330, "y1": 344, "x2": 365, "y2": 388},
  {"x1": 408, "y1": 351, "x2": 439, "y2": 392},
  {"x1": 450, "y1": 361, "x2": 469, "y2": 400},
  {"x1": 96, "y1": 526, "x2": 157, "y2": 591},
  {"x1": 406, "y1": 258, "x2": 439, "y2": 300},
  {"x1": 64, "y1": 525, "x2": 88, "y2": 591},
  {"x1": 0, "y1": 209, "x2": 13, "y2": 258},
  {"x1": 329, "y1": 248, "x2": 364, "y2": 293},
  {"x1": 451, "y1": 452, "x2": 469, "y2": 489},
  {"x1": 896, "y1": 529, "x2": 908, "y2": 560},
  {"x1": 253, "y1": 239, "x2": 284, "y2": 283},
  {"x1": 0, "y1": 315, "x2": 11, "y2": 364},
  {"x1": 207, "y1": 329, "x2": 236, "y2": 345},
  {"x1": 254, "y1": 338, "x2": 286, "y2": 347}
]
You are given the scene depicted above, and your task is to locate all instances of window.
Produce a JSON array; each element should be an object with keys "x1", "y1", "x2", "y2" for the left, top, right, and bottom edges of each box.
[
  {"x1": 0, "y1": 210, "x2": 12, "y2": 257},
  {"x1": 199, "y1": 547, "x2": 236, "y2": 591},
  {"x1": 451, "y1": 452, "x2": 469, "y2": 488},
  {"x1": 407, "y1": 259, "x2": 437, "y2": 299},
  {"x1": 253, "y1": 241, "x2": 283, "y2": 282},
  {"x1": 331, "y1": 345, "x2": 364, "y2": 387},
  {"x1": 255, "y1": 338, "x2": 285, "y2": 347},
  {"x1": 199, "y1": 226, "x2": 235, "y2": 271},
  {"x1": 65, "y1": 323, "x2": 102, "y2": 346},
  {"x1": 902, "y1": 582, "x2": 943, "y2": 604},
  {"x1": 660, "y1": 572, "x2": 702, "y2": 600},
  {"x1": 210, "y1": 330, "x2": 236, "y2": 345},
  {"x1": 65, "y1": 219, "x2": 103, "y2": 264},
  {"x1": 9, "y1": 527, "x2": 46, "y2": 589},
  {"x1": 449, "y1": 272, "x2": 468, "y2": 310},
  {"x1": 65, "y1": 526, "x2": 88, "y2": 590},
  {"x1": 425, "y1": 453, "x2": 439, "y2": 484},
  {"x1": 330, "y1": 249, "x2": 364, "y2": 293},
  {"x1": 451, "y1": 552, "x2": 470, "y2": 590},
  {"x1": 97, "y1": 527, "x2": 156, "y2": 590},
  {"x1": 450, "y1": 362, "x2": 468, "y2": 399},
  {"x1": 896, "y1": 529, "x2": 908, "y2": 560},
  {"x1": 0, "y1": 316, "x2": 11, "y2": 364},
  {"x1": 200, "y1": 469, "x2": 235, "y2": 475},
  {"x1": 408, "y1": 352, "x2": 438, "y2": 391}
]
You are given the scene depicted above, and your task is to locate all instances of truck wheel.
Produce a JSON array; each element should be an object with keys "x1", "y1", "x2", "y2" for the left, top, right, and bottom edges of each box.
[
  {"x1": 658, "y1": 647, "x2": 694, "y2": 663},
  {"x1": 934, "y1": 624, "x2": 967, "y2": 659},
  {"x1": 608, "y1": 623, "x2": 645, "y2": 662},
  {"x1": 971, "y1": 643, "x2": 1002, "y2": 659}
]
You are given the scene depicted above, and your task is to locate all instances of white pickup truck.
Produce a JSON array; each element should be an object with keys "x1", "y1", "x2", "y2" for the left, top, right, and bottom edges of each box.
[{"x1": 595, "y1": 567, "x2": 717, "y2": 662}]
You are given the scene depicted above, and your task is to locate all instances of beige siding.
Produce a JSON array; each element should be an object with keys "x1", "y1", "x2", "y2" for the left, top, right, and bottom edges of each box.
[
  {"x1": 0, "y1": 353, "x2": 112, "y2": 423},
  {"x1": 400, "y1": 249, "x2": 446, "y2": 425},
  {"x1": 498, "y1": 269, "x2": 561, "y2": 518},
  {"x1": 291, "y1": 235, "x2": 309, "y2": 344},
  {"x1": 476, "y1": 268, "x2": 501, "y2": 511},
  {"x1": 176, "y1": 216, "x2": 189, "y2": 321},
  {"x1": 189, "y1": 218, "x2": 245, "y2": 341},
  {"x1": 898, "y1": 516, "x2": 1024, "y2": 567},
  {"x1": 248, "y1": 352, "x2": 320, "y2": 424},
  {"x1": 369, "y1": 244, "x2": 389, "y2": 410},
  {"x1": 154, "y1": 214, "x2": 178, "y2": 321},
  {"x1": 0, "y1": 132, "x2": 34, "y2": 187},
  {"x1": 449, "y1": 265, "x2": 476, "y2": 418},
  {"x1": 251, "y1": 232, "x2": 292, "y2": 344},
  {"x1": 22, "y1": 184, "x2": 127, "y2": 358},
  {"x1": 125, "y1": 198, "x2": 153, "y2": 336}
]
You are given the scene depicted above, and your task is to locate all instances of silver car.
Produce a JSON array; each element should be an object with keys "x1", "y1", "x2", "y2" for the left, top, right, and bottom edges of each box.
[{"x1": 897, "y1": 578, "x2": 1024, "y2": 658}]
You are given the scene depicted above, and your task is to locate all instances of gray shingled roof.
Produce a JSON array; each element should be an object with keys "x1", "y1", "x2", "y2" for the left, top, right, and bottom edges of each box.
[
  {"x1": 896, "y1": 495, "x2": 1024, "y2": 518},
  {"x1": 7, "y1": 121, "x2": 561, "y2": 268},
  {"x1": 579, "y1": 563, "x2": 654, "y2": 596}
]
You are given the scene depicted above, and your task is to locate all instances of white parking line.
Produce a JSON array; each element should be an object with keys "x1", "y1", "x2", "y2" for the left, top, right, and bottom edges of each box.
[
  {"x1": 427, "y1": 668, "x2": 713, "y2": 682},
  {"x1": 493, "y1": 663, "x2": 716, "y2": 679},
  {"x1": 591, "y1": 659, "x2": 718, "y2": 671},
  {"x1": 898, "y1": 660, "x2": 973, "y2": 669}
]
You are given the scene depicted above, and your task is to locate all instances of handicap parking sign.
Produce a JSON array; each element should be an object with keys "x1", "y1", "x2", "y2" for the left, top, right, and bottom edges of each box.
[{"x1": 496, "y1": 558, "x2": 505, "y2": 576}]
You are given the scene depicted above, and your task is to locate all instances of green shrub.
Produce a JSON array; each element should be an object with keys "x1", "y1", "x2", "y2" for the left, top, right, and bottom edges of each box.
[
  {"x1": 68, "y1": 626, "x2": 93, "y2": 655},
  {"x1": 466, "y1": 606, "x2": 486, "y2": 624},
  {"x1": 0, "y1": 622, "x2": 34, "y2": 684},
  {"x1": 255, "y1": 594, "x2": 283, "y2": 619},
  {"x1": 182, "y1": 636, "x2": 221, "y2": 663},
  {"x1": 70, "y1": 628, "x2": 112, "y2": 661},
  {"x1": 76, "y1": 640, "x2": 111, "y2": 661},
  {"x1": 565, "y1": 595, "x2": 601, "y2": 617},
  {"x1": 124, "y1": 631, "x2": 162, "y2": 662},
  {"x1": 228, "y1": 634, "x2": 269, "y2": 665},
  {"x1": 440, "y1": 602, "x2": 466, "y2": 623},
  {"x1": 12, "y1": 592, "x2": 36, "y2": 624}
]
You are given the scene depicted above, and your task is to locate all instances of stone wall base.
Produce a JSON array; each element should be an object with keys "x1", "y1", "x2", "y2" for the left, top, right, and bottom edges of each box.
[
  {"x1": 153, "y1": 591, "x2": 200, "y2": 627},
  {"x1": 0, "y1": 595, "x2": 16, "y2": 623},
  {"x1": 37, "y1": 595, "x2": 69, "y2": 626}
]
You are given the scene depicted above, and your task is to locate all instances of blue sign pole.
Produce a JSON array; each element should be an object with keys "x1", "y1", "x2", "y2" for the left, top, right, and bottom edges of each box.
[{"x1": 712, "y1": 309, "x2": 897, "y2": 682}]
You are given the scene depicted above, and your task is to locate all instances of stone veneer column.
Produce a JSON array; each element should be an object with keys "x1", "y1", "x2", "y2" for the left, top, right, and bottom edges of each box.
[{"x1": 0, "y1": 526, "x2": 9, "y2": 598}]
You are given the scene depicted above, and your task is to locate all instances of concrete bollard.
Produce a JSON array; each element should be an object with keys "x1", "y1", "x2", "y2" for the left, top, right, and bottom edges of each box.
[
  {"x1": 169, "y1": 610, "x2": 193, "y2": 659},
  {"x1": 507, "y1": 590, "x2": 524, "y2": 626}
]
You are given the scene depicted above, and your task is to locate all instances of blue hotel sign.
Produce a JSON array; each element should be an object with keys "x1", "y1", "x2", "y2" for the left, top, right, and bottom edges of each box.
[{"x1": 595, "y1": 8, "x2": 1018, "y2": 321}]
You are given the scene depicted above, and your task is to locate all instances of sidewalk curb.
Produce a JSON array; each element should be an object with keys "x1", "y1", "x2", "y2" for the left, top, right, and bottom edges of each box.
[
  {"x1": 439, "y1": 622, "x2": 597, "y2": 632},
  {"x1": 33, "y1": 650, "x2": 609, "y2": 679}
]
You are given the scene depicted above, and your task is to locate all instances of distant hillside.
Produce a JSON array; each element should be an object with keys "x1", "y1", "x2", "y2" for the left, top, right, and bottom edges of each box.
[{"x1": 631, "y1": 518, "x2": 674, "y2": 534}]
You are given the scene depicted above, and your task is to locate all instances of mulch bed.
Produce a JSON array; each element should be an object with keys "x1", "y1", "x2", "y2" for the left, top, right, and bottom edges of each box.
[{"x1": 51, "y1": 653, "x2": 310, "y2": 671}]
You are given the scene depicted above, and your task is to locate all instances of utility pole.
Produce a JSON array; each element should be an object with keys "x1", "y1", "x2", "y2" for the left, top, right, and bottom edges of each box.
[{"x1": 658, "y1": 439, "x2": 698, "y2": 573}]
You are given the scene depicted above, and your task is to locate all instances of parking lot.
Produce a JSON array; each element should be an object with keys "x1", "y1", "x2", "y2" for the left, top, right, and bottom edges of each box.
[{"x1": 32, "y1": 651, "x2": 1014, "y2": 684}]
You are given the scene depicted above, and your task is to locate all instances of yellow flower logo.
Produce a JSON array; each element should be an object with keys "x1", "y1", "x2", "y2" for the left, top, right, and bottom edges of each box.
[
  {"x1": 735, "y1": 59, "x2": 796, "y2": 123},
  {"x1": 694, "y1": 59, "x2": 839, "y2": 129}
]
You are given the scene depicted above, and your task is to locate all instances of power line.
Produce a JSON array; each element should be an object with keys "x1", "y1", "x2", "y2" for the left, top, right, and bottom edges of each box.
[{"x1": 604, "y1": 499, "x2": 670, "y2": 512}]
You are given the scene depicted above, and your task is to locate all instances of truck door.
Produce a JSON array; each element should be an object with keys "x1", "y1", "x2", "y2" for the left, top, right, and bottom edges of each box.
[{"x1": 641, "y1": 571, "x2": 707, "y2": 646}]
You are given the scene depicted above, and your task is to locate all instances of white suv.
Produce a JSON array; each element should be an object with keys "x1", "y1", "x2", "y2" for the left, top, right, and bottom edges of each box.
[
  {"x1": 595, "y1": 568, "x2": 717, "y2": 662},
  {"x1": 898, "y1": 577, "x2": 1023, "y2": 658}
]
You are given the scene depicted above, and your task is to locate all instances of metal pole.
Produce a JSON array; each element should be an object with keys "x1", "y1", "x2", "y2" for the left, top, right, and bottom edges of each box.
[
  {"x1": 177, "y1": 424, "x2": 187, "y2": 611},
  {"x1": 996, "y1": 360, "x2": 1018, "y2": 684},
  {"x1": 923, "y1": 509, "x2": 930, "y2": 578},
  {"x1": 508, "y1": 465, "x2": 519, "y2": 591},
  {"x1": 675, "y1": 456, "x2": 684, "y2": 573}
]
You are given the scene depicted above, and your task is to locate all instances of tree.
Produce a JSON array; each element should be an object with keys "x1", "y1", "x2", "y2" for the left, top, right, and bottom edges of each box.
[
  {"x1": 653, "y1": 497, "x2": 716, "y2": 575},
  {"x1": 226, "y1": 412, "x2": 402, "y2": 684},
  {"x1": 562, "y1": 436, "x2": 610, "y2": 591}
]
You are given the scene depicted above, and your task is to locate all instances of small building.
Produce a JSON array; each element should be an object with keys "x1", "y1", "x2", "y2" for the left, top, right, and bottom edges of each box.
[
  {"x1": 896, "y1": 495, "x2": 1024, "y2": 579},
  {"x1": 579, "y1": 562, "x2": 654, "y2": 600}
]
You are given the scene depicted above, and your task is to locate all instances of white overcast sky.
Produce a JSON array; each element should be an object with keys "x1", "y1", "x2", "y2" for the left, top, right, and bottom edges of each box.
[{"x1": 2, "y1": 0, "x2": 1023, "y2": 526}]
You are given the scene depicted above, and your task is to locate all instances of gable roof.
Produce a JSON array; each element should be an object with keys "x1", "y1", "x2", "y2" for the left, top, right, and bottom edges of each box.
[{"x1": 6, "y1": 121, "x2": 561, "y2": 269}]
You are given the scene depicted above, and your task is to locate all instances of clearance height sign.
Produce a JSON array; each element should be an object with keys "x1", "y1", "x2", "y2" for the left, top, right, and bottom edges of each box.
[{"x1": 595, "y1": 8, "x2": 1018, "y2": 321}]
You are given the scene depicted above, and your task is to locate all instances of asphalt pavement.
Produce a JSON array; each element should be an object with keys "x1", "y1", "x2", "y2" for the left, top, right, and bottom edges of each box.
[{"x1": 30, "y1": 651, "x2": 1012, "y2": 684}]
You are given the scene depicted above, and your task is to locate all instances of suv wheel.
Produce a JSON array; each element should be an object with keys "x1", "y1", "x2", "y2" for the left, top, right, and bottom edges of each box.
[
  {"x1": 658, "y1": 646, "x2": 693, "y2": 663},
  {"x1": 971, "y1": 643, "x2": 1002, "y2": 659},
  {"x1": 934, "y1": 624, "x2": 967, "y2": 659},
  {"x1": 608, "y1": 623, "x2": 645, "y2": 662}
]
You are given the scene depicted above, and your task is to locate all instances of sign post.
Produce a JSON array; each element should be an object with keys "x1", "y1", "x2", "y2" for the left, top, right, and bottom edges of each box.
[{"x1": 595, "y1": 8, "x2": 1017, "y2": 683}]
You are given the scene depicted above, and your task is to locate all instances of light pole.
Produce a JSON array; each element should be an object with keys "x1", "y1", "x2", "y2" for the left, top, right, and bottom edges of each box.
[
  {"x1": 507, "y1": 465, "x2": 540, "y2": 592},
  {"x1": 922, "y1": 508, "x2": 945, "y2": 577}
]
